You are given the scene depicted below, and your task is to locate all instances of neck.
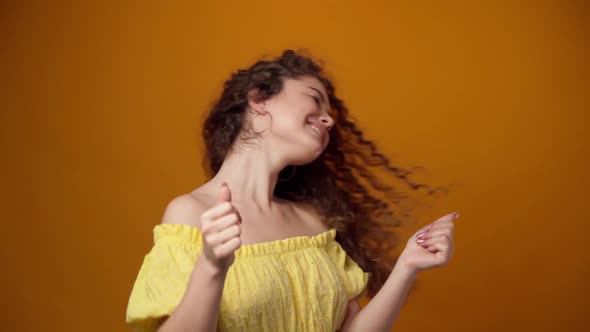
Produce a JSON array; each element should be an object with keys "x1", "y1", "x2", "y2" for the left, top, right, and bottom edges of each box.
[{"x1": 210, "y1": 143, "x2": 287, "y2": 211}]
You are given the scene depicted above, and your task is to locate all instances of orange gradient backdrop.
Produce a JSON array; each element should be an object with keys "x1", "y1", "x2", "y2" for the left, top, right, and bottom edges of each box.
[{"x1": 2, "y1": 1, "x2": 589, "y2": 331}]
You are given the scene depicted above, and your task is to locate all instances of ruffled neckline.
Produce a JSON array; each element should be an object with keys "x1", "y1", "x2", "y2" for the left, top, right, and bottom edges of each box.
[{"x1": 154, "y1": 223, "x2": 337, "y2": 257}]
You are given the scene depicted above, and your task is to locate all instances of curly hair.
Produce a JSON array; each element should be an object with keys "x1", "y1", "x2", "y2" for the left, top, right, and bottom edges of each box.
[{"x1": 201, "y1": 49, "x2": 449, "y2": 298}]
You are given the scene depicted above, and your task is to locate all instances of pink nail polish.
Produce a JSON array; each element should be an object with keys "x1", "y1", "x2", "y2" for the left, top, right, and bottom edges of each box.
[
  {"x1": 417, "y1": 233, "x2": 425, "y2": 238},
  {"x1": 416, "y1": 239, "x2": 425, "y2": 243}
]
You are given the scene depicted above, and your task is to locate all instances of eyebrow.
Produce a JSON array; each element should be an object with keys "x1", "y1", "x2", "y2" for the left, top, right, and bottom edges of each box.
[{"x1": 307, "y1": 87, "x2": 326, "y2": 104}]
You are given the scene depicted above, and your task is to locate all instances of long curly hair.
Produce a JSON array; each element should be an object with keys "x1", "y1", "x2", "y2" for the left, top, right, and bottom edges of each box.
[{"x1": 201, "y1": 49, "x2": 449, "y2": 298}]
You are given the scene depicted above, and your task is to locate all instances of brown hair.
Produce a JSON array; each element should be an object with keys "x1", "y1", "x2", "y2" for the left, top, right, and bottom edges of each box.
[{"x1": 201, "y1": 49, "x2": 449, "y2": 298}]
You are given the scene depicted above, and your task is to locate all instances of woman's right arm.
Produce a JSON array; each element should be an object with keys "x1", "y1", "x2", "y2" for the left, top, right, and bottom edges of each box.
[{"x1": 156, "y1": 183, "x2": 242, "y2": 332}]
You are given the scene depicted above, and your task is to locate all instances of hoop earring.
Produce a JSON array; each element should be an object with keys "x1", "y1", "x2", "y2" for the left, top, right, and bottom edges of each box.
[{"x1": 278, "y1": 165, "x2": 296, "y2": 182}]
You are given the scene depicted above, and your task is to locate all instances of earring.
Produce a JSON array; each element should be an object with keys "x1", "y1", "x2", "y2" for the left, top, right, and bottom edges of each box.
[{"x1": 278, "y1": 165, "x2": 296, "y2": 182}]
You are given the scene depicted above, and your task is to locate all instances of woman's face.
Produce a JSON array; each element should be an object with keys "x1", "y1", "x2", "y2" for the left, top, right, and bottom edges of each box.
[{"x1": 247, "y1": 75, "x2": 335, "y2": 165}]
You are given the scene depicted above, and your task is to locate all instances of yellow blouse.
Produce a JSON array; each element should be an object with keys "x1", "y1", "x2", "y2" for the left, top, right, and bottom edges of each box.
[{"x1": 126, "y1": 224, "x2": 369, "y2": 332}]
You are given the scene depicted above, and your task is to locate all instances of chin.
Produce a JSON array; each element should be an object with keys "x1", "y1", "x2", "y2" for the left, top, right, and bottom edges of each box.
[
  {"x1": 275, "y1": 134, "x2": 326, "y2": 164},
  {"x1": 287, "y1": 144, "x2": 323, "y2": 165}
]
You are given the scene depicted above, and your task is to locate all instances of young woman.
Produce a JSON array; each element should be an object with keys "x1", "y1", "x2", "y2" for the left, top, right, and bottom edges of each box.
[{"x1": 126, "y1": 49, "x2": 458, "y2": 332}]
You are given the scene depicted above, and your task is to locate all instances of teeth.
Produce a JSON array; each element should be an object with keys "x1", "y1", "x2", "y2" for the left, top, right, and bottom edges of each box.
[{"x1": 309, "y1": 124, "x2": 321, "y2": 135}]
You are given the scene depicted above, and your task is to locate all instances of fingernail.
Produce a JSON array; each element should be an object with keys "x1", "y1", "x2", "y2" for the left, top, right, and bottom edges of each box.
[
  {"x1": 425, "y1": 225, "x2": 433, "y2": 230},
  {"x1": 453, "y1": 212, "x2": 460, "y2": 218},
  {"x1": 416, "y1": 239, "x2": 425, "y2": 243},
  {"x1": 417, "y1": 233, "x2": 425, "y2": 238}
]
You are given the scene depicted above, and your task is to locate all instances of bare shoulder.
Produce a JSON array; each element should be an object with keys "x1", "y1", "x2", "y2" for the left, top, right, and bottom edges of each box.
[
  {"x1": 291, "y1": 200, "x2": 332, "y2": 233},
  {"x1": 161, "y1": 192, "x2": 211, "y2": 229}
]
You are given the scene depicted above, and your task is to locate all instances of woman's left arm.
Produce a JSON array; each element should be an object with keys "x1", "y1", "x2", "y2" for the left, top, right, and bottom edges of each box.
[
  {"x1": 337, "y1": 298, "x2": 362, "y2": 332},
  {"x1": 342, "y1": 212, "x2": 459, "y2": 332},
  {"x1": 341, "y1": 262, "x2": 417, "y2": 332}
]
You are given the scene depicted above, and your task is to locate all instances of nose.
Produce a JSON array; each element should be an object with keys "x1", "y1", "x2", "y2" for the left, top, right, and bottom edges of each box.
[{"x1": 319, "y1": 113, "x2": 334, "y2": 131}]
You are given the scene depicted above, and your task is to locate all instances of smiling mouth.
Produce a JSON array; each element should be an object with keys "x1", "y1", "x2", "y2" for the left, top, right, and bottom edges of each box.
[{"x1": 307, "y1": 123, "x2": 323, "y2": 137}]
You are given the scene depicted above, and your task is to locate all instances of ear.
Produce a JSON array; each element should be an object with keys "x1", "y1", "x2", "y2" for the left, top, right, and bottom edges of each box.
[{"x1": 247, "y1": 88, "x2": 267, "y2": 115}]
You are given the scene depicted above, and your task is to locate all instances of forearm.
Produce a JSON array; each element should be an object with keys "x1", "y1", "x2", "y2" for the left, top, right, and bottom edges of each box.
[
  {"x1": 157, "y1": 256, "x2": 227, "y2": 332},
  {"x1": 344, "y1": 263, "x2": 417, "y2": 332}
]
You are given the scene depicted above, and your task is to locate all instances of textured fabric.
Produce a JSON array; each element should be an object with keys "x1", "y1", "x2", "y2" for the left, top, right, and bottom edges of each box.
[{"x1": 126, "y1": 223, "x2": 369, "y2": 332}]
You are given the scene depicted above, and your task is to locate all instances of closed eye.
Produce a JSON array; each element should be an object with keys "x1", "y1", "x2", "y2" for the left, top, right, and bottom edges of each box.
[{"x1": 312, "y1": 95, "x2": 321, "y2": 105}]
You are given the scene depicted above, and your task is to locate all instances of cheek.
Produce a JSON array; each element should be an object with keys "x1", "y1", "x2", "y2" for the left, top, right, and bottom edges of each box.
[
  {"x1": 264, "y1": 102, "x2": 323, "y2": 150},
  {"x1": 271, "y1": 96, "x2": 314, "y2": 123},
  {"x1": 269, "y1": 107, "x2": 307, "y2": 134}
]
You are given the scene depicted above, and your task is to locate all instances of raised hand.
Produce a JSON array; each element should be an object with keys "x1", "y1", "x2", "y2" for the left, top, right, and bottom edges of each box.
[
  {"x1": 398, "y1": 212, "x2": 459, "y2": 273},
  {"x1": 199, "y1": 182, "x2": 242, "y2": 272}
]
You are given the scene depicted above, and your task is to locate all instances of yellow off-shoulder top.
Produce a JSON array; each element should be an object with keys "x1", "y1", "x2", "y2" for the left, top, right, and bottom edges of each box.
[{"x1": 126, "y1": 224, "x2": 369, "y2": 332}]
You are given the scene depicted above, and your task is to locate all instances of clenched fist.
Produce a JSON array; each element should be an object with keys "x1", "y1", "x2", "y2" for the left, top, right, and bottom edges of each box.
[
  {"x1": 398, "y1": 212, "x2": 459, "y2": 273},
  {"x1": 200, "y1": 182, "x2": 242, "y2": 272}
]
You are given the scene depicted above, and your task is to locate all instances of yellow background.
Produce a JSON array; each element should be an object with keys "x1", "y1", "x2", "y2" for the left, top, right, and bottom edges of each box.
[{"x1": 2, "y1": 0, "x2": 588, "y2": 331}]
